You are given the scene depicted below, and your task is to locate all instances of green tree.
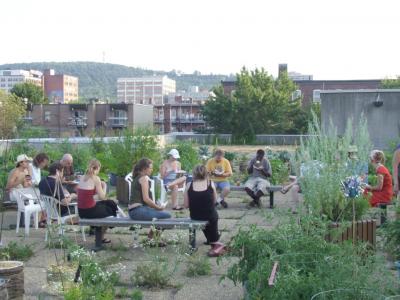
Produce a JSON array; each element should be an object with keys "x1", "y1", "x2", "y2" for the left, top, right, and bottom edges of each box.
[
  {"x1": 10, "y1": 82, "x2": 47, "y2": 105},
  {"x1": 0, "y1": 90, "x2": 26, "y2": 138},
  {"x1": 202, "y1": 67, "x2": 307, "y2": 143},
  {"x1": 382, "y1": 76, "x2": 400, "y2": 88}
]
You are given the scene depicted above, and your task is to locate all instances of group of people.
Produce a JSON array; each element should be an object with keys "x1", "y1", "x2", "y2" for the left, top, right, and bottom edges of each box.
[{"x1": 5, "y1": 144, "x2": 398, "y2": 256}]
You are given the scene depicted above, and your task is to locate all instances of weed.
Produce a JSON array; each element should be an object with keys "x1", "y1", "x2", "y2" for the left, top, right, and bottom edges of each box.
[
  {"x1": 185, "y1": 253, "x2": 212, "y2": 277},
  {"x1": 130, "y1": 288, "x2": 143, "y2": 300},
  {"x1": 131, "y1": 257, "x2": 171, "y2": 288},
  {"x1": 0, "y1": 241, "x2": 34, "y2": 261}
]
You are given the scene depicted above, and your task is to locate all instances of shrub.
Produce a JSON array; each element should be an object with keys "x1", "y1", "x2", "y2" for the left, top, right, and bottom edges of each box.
[
  {"x1": 185, "y1": 253, "x2": 212, "y2": 277},
  {"x1": 131, "y1": 257, "x2": 171, "y2": 288},
  {"x1": 382, "y1": 219, "x2": 400, "y2": 261},
  {"x1": 0, "y1": 241, "x2": 34, "y2": 261},
  {"x1": 130, "y1": 289, "x2": 143, "y2": 300}
]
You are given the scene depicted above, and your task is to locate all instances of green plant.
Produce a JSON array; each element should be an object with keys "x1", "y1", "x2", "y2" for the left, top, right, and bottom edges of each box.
[
  {"x1": 185, "y1": 253, "x2": 212, "y2": 277},
  {"x1": 131, "y1": 257, "x2": 172, "y2": 288},
  {"x1": 269, "y1": 158, "x2": 289, "y2": 185},
  {"x1": 224, "y1": 151, "x2": 236, "y2": 162},
  {"x1": 130, "y1": 289, "x2": 143, "y2": 300},
  {"x1": 382, "y1": 219, "x2": 400, "y2": 261},
  {"x1": 224, "y1": 216, "x2": 399, "y2": 299},
  {"x1": 0, "y1": 241, "x2": 34, "y2": 261}
]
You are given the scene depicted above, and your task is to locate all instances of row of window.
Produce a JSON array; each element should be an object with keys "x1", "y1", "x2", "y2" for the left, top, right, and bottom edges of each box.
[
  {"x1": 0, "y1": 77, "x2": 24, "y2": 82},
  {"x1": 42, "y1": 110, "x2": 127, "y2": 122}
]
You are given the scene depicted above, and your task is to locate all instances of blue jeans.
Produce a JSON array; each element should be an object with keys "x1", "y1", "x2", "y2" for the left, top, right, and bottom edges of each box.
[
  {"x1": 129, "y1": 205, "x2": 171, "y2": 221},
  {"x1": 213, "y1": 181, "x2": 230, "y2": 191}
]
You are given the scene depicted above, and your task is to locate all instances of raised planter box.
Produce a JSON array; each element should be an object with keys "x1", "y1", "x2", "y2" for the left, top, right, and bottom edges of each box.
[
  {"x1": 0, "y1": 261, "x2": 24, "y2": 300},
  {"x1": 326, "y1": 220, "x2": 376, "y2": 246}
]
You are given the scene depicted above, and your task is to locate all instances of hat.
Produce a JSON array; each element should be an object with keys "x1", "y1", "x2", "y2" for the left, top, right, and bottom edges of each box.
[
  {"x1": 168, "y1": 149, "x2": 180, "y2": 159},
  {"x1": 16, "y1": 154, "x2": 32, "y2": 165},
  {"x1": 348, "y1": 145, "x2": 358, "y2": 153}
]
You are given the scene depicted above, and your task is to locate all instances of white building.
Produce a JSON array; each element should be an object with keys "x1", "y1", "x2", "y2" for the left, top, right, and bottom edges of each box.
[
  {"x1": 0, "y1": 69, "x2": 43, "y2": 93},
  {"x1": 117, "y1": 76, "x2": 176, "y2": 105}
]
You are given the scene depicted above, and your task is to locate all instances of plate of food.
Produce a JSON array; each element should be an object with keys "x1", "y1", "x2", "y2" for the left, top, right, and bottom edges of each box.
[{"x1": 253, "y1": 160, "x2": 263, "y2": 170}]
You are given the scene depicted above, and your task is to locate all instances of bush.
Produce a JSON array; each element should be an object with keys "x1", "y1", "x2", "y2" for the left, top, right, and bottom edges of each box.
[
  {"x1": 225, "y1": 217, "x2": 399, "y2": 299},
  {"x1": 185, "y1": 254, "x2": 212, "y2": 277},
  {"x1": 382, "y1": 219, "x2": 400, "y2": 261},
  {"x1": 131, "y1": 258, "x2": 171, "y2": 288},
  {"x1": 0, "y1": 241, "x2": 34, "y2": 261}
]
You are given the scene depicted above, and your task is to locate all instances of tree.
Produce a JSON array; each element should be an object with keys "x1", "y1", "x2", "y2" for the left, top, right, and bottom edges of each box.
[
  {"x1": 0, "y1": 90, "x2": 26, "y2": 138},
  {"x1": 10, "y1": 82, "x2": 47, "y2": 105},
  {"x1": 202, "y1": 67, "x2": 308, "y2": 143},
  {"x1": 382, "y1": 76, "x2": 400, "y2": 88}
]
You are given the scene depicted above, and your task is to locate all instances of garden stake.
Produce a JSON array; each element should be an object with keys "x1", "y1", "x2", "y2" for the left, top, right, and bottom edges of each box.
[{"x1": 268, "y1": 261, "x2": 279, "y2": 287}]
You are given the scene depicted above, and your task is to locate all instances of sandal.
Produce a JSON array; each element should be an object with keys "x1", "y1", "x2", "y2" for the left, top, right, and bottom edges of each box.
[
  {"x1": 102, "y1": 238, "x2": 112, "y2": 244},
  {"x1": 281, "y1": 187, "x2": 289, "y2": 194},
  {"x1": 172, "y1": 206, "x2": 184, "y2": 211}
]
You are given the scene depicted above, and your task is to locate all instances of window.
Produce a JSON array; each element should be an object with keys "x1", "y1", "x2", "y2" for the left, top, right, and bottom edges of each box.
[
  {"x1": 44, "y1": 111, "x2": 51, "y2": 122},
  {"x1": 313, "y1": 90, "x2": 321, "y2": 103},
  {"x1": 291, "y1": 90, "x2": 302, "y2": 101}
]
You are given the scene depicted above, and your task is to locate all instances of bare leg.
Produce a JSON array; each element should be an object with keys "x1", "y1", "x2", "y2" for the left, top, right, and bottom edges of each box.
[
  {"x1": 166, "y1": 176, "x2": 186, "y2": 189},
  {"x1": 170, "y1": 186, "x2": 179, "y2": 208}
]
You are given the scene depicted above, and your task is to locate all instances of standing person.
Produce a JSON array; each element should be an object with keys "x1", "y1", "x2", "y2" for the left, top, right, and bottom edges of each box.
[
  {"x1": 129, "y1": 158, "x2": 171, "y2": 220},
  {"x1": 6, "y1": 154, "x2": 33, "y2": 193},
  {"x1": 30, "y1": 153, "x2": 49, "y2": 186},
  {"x1": 245, "y1": 149, "x2": 272, "y2": 208},
  {"x1": 39, "y1": 162, "x2": 77, "y2": 217},
  {"x1": 364, "y1": 150, "x2": 393, "y2": 207},
  {"x1": 206, "y1": 149, "x2": 232, "y2": 208},
  {"x1": 60, "y1": 153, "x2": 77, "y2": 193},
  {"x1": 160, "y1": 149, "x2": 186, "y2": 210},
  {"x1": 77, "y1": 159, "x2": 117, "y2": 244},
  {"x1": 184, "y1": 165, "x2": 224, "y2": 256},
  {"x1": 392, "y1": 144, "x2": 400, "y2": 198}
]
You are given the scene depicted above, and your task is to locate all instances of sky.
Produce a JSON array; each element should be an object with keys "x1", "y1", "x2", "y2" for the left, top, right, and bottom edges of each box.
[{"x1": 1, "y1": 0, "x2": 400, "y2": 79}]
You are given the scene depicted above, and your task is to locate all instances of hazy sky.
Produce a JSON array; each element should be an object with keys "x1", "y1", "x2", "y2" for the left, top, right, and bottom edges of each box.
[{"x1": 1, "y1": 0, "x2": 399, "y2": 79}]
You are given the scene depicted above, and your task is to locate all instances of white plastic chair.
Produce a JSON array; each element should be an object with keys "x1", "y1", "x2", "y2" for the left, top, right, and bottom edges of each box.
[
  {"x1": 11, "y1": 188, "x2": 43, "y2": 236},
  {"x1": 41, "y1": 195, "x2": 86, "y2": 242},
  {"x1": 125, "y1": 172, "x2": 155, "y2": 202},
  {"x1": 155, "y1": 174, "x2": 185, "y2": 205}
]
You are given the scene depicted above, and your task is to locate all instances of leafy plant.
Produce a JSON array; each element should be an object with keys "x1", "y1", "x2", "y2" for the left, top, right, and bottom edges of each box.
[
  {"x1": 130, "y1": 289, "x2": 143, "y2": 300},
  {"x1": 0, "y1": 241, "x2": 34, "y2": 261},
  {"x1": 224, "y1": 216, "x2": 399, "y2": 300},
  {"x1": 381, "y1": 219, "x2": 400, "y2": 261},
  {"x1": 185, "y1": 253, "x2": 212, "y2": 277},
  {"x1": 131, "y1": 256, "x2": 172, "y2": 288},
  {"x1": 269, "y1": 158, "x2": 289, "y2": 185},
  {"x1": 224, "y1": 151, "x2": 236, "y2": 162}
]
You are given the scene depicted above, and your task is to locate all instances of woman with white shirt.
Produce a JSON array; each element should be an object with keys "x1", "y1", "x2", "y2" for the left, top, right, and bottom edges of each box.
[{"x1": 30, "y1": 153, "x2": 49, "y2": 186}]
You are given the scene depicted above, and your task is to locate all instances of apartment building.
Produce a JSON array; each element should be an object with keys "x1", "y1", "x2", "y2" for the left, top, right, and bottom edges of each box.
[
  {"x1": 0, "y1": 69, "x2": 43, "y2": 93},
  {"x1": 28, "y1": 103, "x2": 153, "y2": 137},
  {"x1": 117, "y1": 76, "x2": 176, "y2": 105},
  {"x1": 154, "y1": 89, "x2": 211, "y2": 133},
  {"x1": 43, "y1": 69, "x2": 79, "y2": 103}
]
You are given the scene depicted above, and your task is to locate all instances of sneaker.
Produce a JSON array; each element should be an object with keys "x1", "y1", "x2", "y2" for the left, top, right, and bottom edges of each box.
[
  {"x1": 247, "y1": 201, "x2": 257, "y2": 208},
  {"x1": 220, "y1": 200, "x2": 228, "y2": 208}
]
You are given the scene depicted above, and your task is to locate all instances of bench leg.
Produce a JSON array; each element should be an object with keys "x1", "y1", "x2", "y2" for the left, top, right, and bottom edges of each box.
[
  {"x1": 189, "y1": 228, "x2": 196, "y2": 249},
  {"x1": 269, "y1": 191, "x2": 274, "y2": 209},
  {"x1": 93, "y1": 227, "x2": 104, "y2": 252}
]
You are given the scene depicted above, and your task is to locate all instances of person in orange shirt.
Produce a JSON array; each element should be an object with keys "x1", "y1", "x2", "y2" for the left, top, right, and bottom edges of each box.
[
  {"x1": 364, "y1": 150, "x2": 393, "y2": 207},
  {"x1": 206, "y1": 149, "x2": 232, "y2": 208}
]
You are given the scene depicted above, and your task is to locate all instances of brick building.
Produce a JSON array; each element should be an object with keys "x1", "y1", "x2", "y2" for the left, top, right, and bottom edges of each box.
[
  {"x1": 43, "y1": 69, "x2": 79, "y2": 103},
  {"x1": 28, "y1": 103, "x2": 153, "y2": 137},
  {"x1": 154, "y1": 90, "x2": 210, "y2": 133}
]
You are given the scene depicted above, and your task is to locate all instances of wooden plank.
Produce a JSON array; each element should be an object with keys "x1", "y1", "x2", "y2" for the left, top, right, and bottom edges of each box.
[
  {"x1": 347, "y1": 224, "x2": 353, "y2": 242},
  {"x1": 367, "y1": 220, "x2": 372, "y2": 244},
  {"x1": 362, "y1": 221, "x2": 367, "y2": 243},
  {"x1": 357, "y1": 221, "x2": 363, "y2": 243},
  {"x1": 372, "y1": 219, "x2": 376, "y2": 246},
  {"x1": 268, "y1": 262, "x2": 279, "y2": 287},
  {"x1": 342, "y1": 225, "x2": 348, "y2": 242}
]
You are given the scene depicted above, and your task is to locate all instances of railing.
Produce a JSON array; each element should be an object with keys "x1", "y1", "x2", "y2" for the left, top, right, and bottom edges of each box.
[
  {"x1": 68, "y1": 117, "x2": 88, "y2": 127},
  {"x1": 108, "y1": 117, "x2": 128, "y2": 127},
  {"x1": 171, "y1": 117, "x2": 205, "y2": 123}
]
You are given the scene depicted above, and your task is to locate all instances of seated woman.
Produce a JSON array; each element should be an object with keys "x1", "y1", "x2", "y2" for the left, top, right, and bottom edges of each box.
[
  {"x1": 39, "y1": 162, "x2": 77, "y2": 217},
  {"x1": 184, "y1": 164, "x2": 224, "y2": 256},
  {"x1": 364, "y1": 150, "x2": 393, "y2": 207},
  {"x1": 77, "y1": 159, "x2": 117, "y2": 244},
  {"x1": 30, "y1": 153, "x2": 49, "y2": 186},
  {"x1": 129, "y1": 158, "x2": 171, "y2": 221},
  {"x1": 160, "y1": 149, "x2": 187, "y2": 210}
]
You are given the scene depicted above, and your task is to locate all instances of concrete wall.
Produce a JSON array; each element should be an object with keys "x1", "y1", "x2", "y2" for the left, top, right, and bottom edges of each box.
[{"x1": 321, "y1": 89, "x2": 400, "y2": 149}]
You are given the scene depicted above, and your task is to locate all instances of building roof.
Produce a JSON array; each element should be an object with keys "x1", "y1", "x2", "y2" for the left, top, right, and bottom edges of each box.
[{"x1": 320, "y1": 89, "x2": 400, "y2": 94}]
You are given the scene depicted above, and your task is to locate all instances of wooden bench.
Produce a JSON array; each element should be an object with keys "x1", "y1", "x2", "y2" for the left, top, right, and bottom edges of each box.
[
  {"x1": 79, "y1": 217, "x2": 208, "y2": 251},
  {"x1": 230, "y1": 185, "x2": 282, "y2": 208}
]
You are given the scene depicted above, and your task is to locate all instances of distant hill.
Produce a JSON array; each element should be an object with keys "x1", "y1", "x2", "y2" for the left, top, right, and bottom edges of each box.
[{"x1": 0, "y1": 62, "x2": 235, "y2": 101}]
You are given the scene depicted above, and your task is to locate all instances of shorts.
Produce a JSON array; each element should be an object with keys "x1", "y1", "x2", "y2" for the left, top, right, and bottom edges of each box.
[
  {"x1": 245, "y1": 177, "x2": 270, "y2": 193},
  {"x1": 213, "y1": 181, "x2": 230, "y2": 191}
]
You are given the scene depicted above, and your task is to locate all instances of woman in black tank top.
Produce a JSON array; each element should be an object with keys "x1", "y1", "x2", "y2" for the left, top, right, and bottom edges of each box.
[{"x1": 184, "y1": 165, "x2": 220, "y2": 245}]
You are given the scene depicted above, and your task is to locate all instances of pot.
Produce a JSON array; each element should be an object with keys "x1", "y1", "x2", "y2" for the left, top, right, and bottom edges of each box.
[{"x1": 0, "y1": 261, "x2": 24, "y2": 300}]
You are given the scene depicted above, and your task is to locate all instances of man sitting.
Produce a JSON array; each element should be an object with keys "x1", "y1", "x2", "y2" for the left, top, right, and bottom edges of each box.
[
  {"x1": 206, "y1": 149, "x2": 232, "y2": 208},
  {"x1": 60, "y1": 153, "x2": 77, "y2": 194},
  {"x1": 245, "y1": 149, "x2": 272, "y2": 208}
]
